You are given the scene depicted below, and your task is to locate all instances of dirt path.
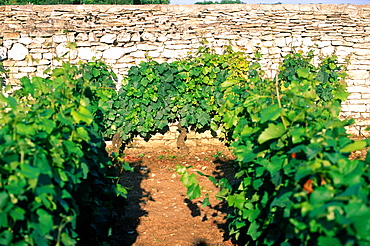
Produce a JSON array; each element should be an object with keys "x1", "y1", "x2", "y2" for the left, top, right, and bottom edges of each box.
[
  {"x1": 108, "y1": 144, "x2": 237, "y2": 246},
  {"x1": 104, "y1": 137, "x2": 369, "y2": 245}
]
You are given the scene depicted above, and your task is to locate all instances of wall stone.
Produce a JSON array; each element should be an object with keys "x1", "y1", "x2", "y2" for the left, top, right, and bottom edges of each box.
[{"x1": 1, "y1": 4, "x2": 370, "y2": 139}]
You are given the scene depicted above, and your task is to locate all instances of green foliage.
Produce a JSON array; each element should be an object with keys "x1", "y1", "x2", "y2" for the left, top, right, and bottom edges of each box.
[
  {"x1": 105, "y1": 46, "x2": 232, "y2": 143},
  {"x1": 77, "y1": 60, "x2": 118, "y2": 135},
  {"x1": 278, "y1": 51, "x2": 348, "y2": 105},
  {"x1": 175, "y1": 165, "x2": 202, "y2": 200},
  {"x1": 217, "y1": 52, "x2": 367, "y2": 245},
  {"x1": 106, "y1": 46, "x2": 259, "y2": 152},
  {"x1": 0, "y1": 61, "x2": 127, "y2": 245},
  {"x1": 178, "y1": 50, "x2": 370, "y2": 245}
]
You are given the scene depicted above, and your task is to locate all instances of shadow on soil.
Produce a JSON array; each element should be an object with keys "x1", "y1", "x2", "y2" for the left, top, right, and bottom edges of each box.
[
  {"x1": 108, "y1": 159, "x2": 151, "y2": 246},
  {"x1": 185, "y1": 157, "x2": 239, "y2": 246},
  {"x1": 212, "y1": 158, "x2": 240, "y2": 245},
  {"x1": 107, "y1": 149, "x2": 239, "y2": 245}
]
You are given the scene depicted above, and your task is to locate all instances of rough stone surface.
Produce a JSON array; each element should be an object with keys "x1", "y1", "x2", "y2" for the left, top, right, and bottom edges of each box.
[
  {"x1": 52, "y1": 35, "x2": 68, "y2": 43},
  {"x1": 18, "y1": 37, "x2": 33, "y2": 45},
  {"x1": 78, "y1": 47, "x2": 102, "y2": 60},
  {"x1": 8, "y1": 43, "x2": 28, "y2": 61},
  {"x1": 103, "y1": 47, "x2": 125, "y2": 59},
  {"x1": 1, "y1": 4, "x2": 370, "y2": 135},
  {"x1": 100, "y1": 34, "x2": 117, "y2": 44}
]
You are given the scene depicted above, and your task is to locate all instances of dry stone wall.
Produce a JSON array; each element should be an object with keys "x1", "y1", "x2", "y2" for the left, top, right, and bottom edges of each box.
[{"x1": 1, "y1": 4, "x2": 370, "y2": 142}]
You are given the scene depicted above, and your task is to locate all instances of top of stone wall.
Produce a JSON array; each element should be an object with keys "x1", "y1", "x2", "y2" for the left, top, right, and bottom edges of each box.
[
  {"x1": 1, "y1": 3, "x2": 370, "y2": 14},
  {"x1": 1, "y1": 4, "x2": 370, "y2": 37}
]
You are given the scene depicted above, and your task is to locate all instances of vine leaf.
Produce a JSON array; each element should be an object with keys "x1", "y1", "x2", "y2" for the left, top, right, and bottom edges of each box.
[
  {"x1": 71, "y1": 106, "x2": 93, "y2": 124},
  {"x1": 340, "y1": 140, "x2": 366, "y2": 153},
  {"x1": 297, "y1": 68, "x2": 310, "y2": 78},
  {"x1": 260, "y1": 104, "x2": 282, "y2": 123},
  {"x1": 187, "y1": 184, "x2": 201, "y2": 200},
  {"x1": 258, "y1": 123, "x2": 286, "y2": 144},
  {"x1": 198, "y1": 112, "x2": 210, "y2": 126},
  {"x1": 247, "y1": 220, "x2": 262, "y2": 240}
]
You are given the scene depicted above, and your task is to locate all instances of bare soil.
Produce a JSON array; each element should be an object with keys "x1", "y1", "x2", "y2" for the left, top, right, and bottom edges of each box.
[
  {"x1": 108, "y1": 144, "x2": 238, "y2": 246},
  {"x1": 106, "y1": 138, "x2": 369, "y2": 246}
]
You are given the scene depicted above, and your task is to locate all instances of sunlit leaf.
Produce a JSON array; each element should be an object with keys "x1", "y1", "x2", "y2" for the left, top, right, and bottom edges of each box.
[
  {"x1": 340, "y1": 140, "x2": 367, "y2": 153},
  {"x1": 258, "y1": 123, "x2": 286, "y2": 144},
  {"x1": 71, "y1": 106, "x2": 93, "y2": 124},
  {"x1": 187, "y1": 183, "x2": 201, "y2": 200}
]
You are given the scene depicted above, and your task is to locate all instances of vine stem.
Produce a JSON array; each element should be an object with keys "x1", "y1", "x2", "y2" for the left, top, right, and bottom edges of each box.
[
  {"x1": 176, "y1": 121, "x2": 189, "y2": 154},
  {"x1": 275, "y1": 76, "x2": 287, "y2": 129}
]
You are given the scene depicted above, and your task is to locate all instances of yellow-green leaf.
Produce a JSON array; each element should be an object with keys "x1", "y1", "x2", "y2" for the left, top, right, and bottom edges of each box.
[
  {"x1": 340, "y1": 140, "x2": 366, "y2": 153},
  {"x1": 71, "y1": 106, "x2": 93, "y2": 124}
]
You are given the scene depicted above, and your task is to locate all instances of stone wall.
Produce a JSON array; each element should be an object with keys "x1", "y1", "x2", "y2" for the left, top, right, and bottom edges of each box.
[{"x1": 1, "y1": 4, "x2": 370, "y2": 141}]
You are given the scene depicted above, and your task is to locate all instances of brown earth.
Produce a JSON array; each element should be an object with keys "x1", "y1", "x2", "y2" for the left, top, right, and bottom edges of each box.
[
  {"x1": 105, "y1": 138, "x2": 369, "y2": 246},
  {"x1": 108, "y1": 143, "x2": 238, "y2": 246}
]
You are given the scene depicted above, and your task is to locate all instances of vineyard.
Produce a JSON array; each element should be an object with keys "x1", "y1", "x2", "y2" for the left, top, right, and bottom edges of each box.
[{"x1": 1, "y1": 46, "x2": 370, "y2": 246}]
